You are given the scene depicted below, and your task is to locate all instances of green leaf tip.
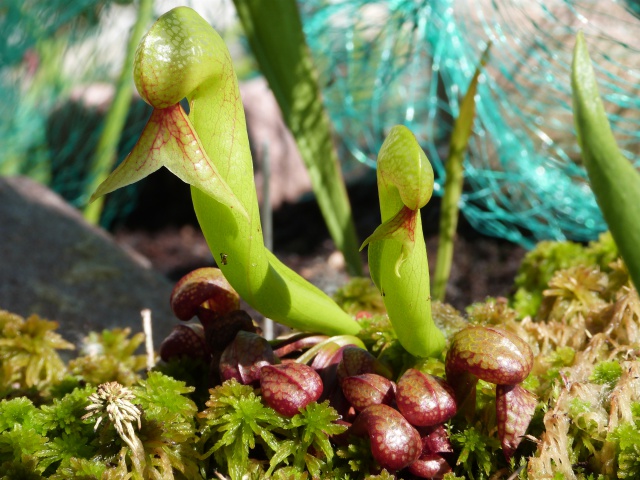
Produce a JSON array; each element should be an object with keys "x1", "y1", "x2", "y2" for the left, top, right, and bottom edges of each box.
[
  {"x1": 432, "y1": 42, "x2": 489, "y2": 302},
  {"x1": 134, "y1": 6, "x2": 224, "y2": 109},
  {"x1": 365, "y1": 125, "x2": 444, "y2": 358},
  {"x1": 362, "y1": 125, "x2": 435, "y2": 276},
  {"x1": 571, "y1": 32, "x2": 640, "y2": 295},
  {"x1": 90, "y1": 6, "x2": 247, "y2": 218},
  {"x1": 232, "y1": 0, "x2": 362, "y2": 276},
  {"x1": 377, "y1": 125, "x2": 435, "y2": 211}
]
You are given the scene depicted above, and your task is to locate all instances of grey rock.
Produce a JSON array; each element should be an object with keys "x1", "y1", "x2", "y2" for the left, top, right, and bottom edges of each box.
[{"x1": 0, "y1": 176, "x2": 177, "y2": 348}]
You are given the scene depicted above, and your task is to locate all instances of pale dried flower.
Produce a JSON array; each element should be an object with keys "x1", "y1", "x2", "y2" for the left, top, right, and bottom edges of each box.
[{"x1": 83, "y1": 381, "x2": 141, "y2": 439}]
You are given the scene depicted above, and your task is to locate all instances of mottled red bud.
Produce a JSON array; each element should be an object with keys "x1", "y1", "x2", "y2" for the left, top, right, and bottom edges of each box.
[
  {"x1": 260, "y1": 363, "x2": 323, "y2": 416},
  {"x1": 407, "y1": 454, "x2": 452, "y2": 479},
  {"x1": 340, "y1": 373, "x2": 395, "y2": 411},
  {"x1": 219, "y1": 331, "x2": 275, "y2": 385},
  {"x1": 349, "y1": 404, "x2": 422, "y2": 471},
  {"x1": 309, "y1": 343, "x2": 354, "y2": 418},
  {"x1": 170, "y1": 267, "x2": 240, "y2": 321},
  {"x1": 159, "y1": 323, "x2": 207, "y2": 362},
  {"x1": 337, "y1": 346, "x2": 392, "y2": 380},
  {"x1": 445, "y1": 326, "x2": 537, "y2": 441},
  {"x1": 496, "y1": 384, "x2": 537, "y2": 460},
  {"x1": 418, "y1": 424, "x2": 453, "y2": 455},
  {"x1": 396, "y1": 369, "x2": 457, "y2": 427},
  {"x1": 445, "y1": 326, "x2": 533, "y2": 385}
]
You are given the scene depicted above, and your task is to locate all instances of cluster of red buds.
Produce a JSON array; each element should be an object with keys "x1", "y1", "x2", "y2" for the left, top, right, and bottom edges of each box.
[{"x1": 160, "y1": 268, "x2": 536, "y2": 478}]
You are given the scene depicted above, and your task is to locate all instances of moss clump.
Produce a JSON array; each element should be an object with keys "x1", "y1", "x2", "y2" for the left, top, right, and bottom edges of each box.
[
  {"x1": 450, "y1": 423, "x2": 502, "y2": 480},
  {"x1": 198, "y1": 378, "x2": 285, "y2": 477},
  {"x1": 589, "y1": 361, "x2": 622, "y2": 386},
  {"x1": 512, "y1": 232, "x2": 618, "y2": 318},
  {"x1": 439, "y1": 232, "x2": 640, "y2": 479},
  {"x1": 333, "y1": 277, "x2": 386, "y2": 316},
  {"x1": 68, "y1": 328, "x2": 147, "y2": 386},
  {"x1": 2, "y1": 230, "x2": 640, "y2": 478},
  {"x1": 0, "y1": 311, "x2": 74, "y2": 396}
]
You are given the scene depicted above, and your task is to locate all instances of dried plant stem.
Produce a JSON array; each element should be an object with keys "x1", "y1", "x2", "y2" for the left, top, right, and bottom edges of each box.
[{"x1": 141, "y1": 308, "x2": 154, "y2": 370}]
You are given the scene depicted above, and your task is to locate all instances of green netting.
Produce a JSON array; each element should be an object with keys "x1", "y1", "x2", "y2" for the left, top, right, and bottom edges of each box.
[
  {"x1": 5, "y1": 0, "x2": 639, "y2": 241},
  {"x1": 0, "y1": 0, "x2": 150, "y2": 227},
  {"x1": 301, "y1": 0, "x2": 640, "y2": 248}
]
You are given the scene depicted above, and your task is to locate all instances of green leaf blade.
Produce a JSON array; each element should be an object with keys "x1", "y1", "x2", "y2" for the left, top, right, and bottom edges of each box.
[
  {"x1": 433, "y1": 44, "x2": 490, "y2": 302},
  {"x1": 365, "y1": 125, "x2": 445, "y2": 358},
  {"x1": 571, "y1": 32, "x2": 640, "y2": 294},
  {"x1": 232, "y1": 0, "x2": 362, "y2": 276}
]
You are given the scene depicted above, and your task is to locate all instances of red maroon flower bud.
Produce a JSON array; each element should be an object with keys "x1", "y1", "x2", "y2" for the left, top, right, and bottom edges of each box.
[
  {"x1": 340, "y1": 373, "x2": 395, "y2": 412},
  {"x1": 203, "y1": 309, "x2": 257, "y2": 352},
  {"x1": 170, "y1": 267, "x2": 240, "y2": 322},
  {"x1": 336, "y1": 346, "x2": 392, "y2": 381},
  {"x1": 349, "y1": 404, "x2": 422, "y2": 471},
  {"x1": 407, "y1": 454, "x2": 452, "y2": 479},
  {"x1": 260, "y1": 363, "x2": 323, "y2": 417},
  {"x1": 496, "y1": 384, "x2": 537, "y2": 460},
  {"x1": 418, "y1": 424, "x2": 453, "y2": 455},
  {"x1": 219, "y1": 331, "x2": 276, "y2": 386},
  {"x1": 445, "y1": 325, "x2": 536, "y2": 459},
  {"x1": 396, "y1": 369, "x2": 456, "y2": 427},
  {"x1": 445, "y1": 326, "x2": 533, "y2": 386},
  {"x1": 159, "y1": 323, "x2": 207, "y2": 362}
]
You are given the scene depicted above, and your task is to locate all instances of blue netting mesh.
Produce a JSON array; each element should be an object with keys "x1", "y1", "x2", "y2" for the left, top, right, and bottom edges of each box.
[{"x1": 300, "y1": 0, "x2": 640, "y2": 247}]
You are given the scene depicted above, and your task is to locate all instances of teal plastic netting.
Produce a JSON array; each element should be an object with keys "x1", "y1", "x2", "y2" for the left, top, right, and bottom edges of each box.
[
  {"x1": 0, "y1": 0, "x2": 152, "y2": 226},
  {"x1": 301, "y1": 0, "x2": 640, "y2": 247},
  {"x1": 4, "y1": 0, "x2": 639, "y2": 241}
]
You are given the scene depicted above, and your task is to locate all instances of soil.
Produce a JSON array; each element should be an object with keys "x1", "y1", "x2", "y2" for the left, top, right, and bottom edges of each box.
[{"x1": 113, "y1": 169, "x2": 528, "y2": 318}]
